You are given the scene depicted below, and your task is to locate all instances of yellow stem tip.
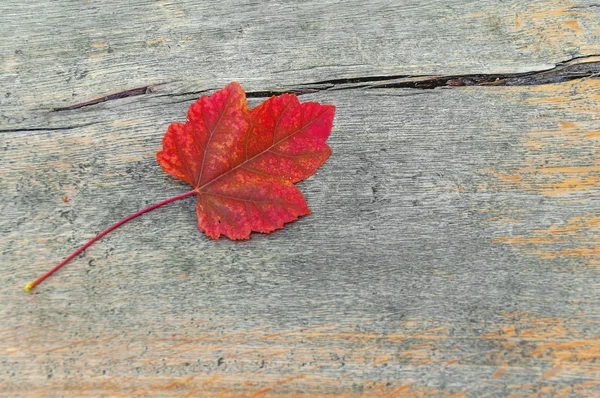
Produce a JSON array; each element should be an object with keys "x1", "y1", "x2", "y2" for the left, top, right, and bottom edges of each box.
[{"x1": 24, "y1": 284, "x2": 33, "y2": 293}]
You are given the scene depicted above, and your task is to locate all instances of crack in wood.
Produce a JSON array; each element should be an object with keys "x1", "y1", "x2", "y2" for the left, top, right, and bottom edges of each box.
[
  {"x1": 50, "y1": 55, "x2": 600, "y2": 112},
  {"x1": 0, "y1": 122, "x2": 99, "y2": 134},
  {"x1": 51, "y1": 86, "x2": 158, "y2": 112},
  {"x1": 369, "y1": 58, "x2": 600, "y2": 90},
  {"x1": 251, "y1": 55, "x2": 600, "y2": 94}
]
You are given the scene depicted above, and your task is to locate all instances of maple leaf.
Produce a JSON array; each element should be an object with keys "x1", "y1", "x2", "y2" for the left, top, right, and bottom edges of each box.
[
  {"x1": 157, "y1": 82, "x2": 335, "y2": 240},
  {"x1": 25, "y1": 82, "x2": 334, "y2": 291}
]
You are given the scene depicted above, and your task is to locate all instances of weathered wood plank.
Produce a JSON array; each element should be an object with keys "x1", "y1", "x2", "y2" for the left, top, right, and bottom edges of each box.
[
  {"x1": 2, "y1": 80, "x2": 600, "y2": 395},
  {"x1": 2, "y1": 0, "x2": 600, "y2": 395},
  {"x1": 1, "y1": 0, "x2": 600, "y2": 119}
]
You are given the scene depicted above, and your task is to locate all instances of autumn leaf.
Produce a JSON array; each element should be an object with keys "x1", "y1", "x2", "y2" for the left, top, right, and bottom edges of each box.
[
  {"x1": 25, "y1": 82, "x2": 335, "y2": 291},
  {"x1": 157, "y1": 82, "x2": 335, "y2": 240}
]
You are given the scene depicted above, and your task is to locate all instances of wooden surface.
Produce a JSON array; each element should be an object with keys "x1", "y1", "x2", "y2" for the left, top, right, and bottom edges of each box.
[{"x1": 2, "y1": 0, "x2": 600, "y2": 396}]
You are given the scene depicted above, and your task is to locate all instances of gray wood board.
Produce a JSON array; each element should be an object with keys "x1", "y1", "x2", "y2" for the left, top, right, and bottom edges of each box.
[
  {"x1": 2, "y1": 82, "x2": 600, "y2": 395},
  {"x1": 2, "y1": 0, "x2": 600, "y2": 396},
  {"x1": 2, "y1": 0, "x2": 600, "y2": 119}
]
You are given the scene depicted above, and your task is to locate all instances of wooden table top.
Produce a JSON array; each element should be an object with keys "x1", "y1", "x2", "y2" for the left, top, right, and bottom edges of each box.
[{"x1": 1, "y1": 1, "x2": 600, "y2": 396}]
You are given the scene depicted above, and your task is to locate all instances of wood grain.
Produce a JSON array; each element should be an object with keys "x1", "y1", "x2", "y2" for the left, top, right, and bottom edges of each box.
[
  {"x1": 1, "y1": 0, "x2": 600, "y2": 396},
  {"x1": 2, "y1": 0, "x2": 600, "y2": 118}
]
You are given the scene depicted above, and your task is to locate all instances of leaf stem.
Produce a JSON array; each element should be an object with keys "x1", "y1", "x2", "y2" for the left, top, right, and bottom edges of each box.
[{"x1": 25, "y1": 189, "x2": 197, "y2": 292}]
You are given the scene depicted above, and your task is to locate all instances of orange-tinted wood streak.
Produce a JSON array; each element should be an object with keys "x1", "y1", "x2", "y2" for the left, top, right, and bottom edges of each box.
[
  {"x1": 483, "y1": 79, "x2": 600, "y2": 269},
  {"x1": 248, "y1": 374, "x2": 307, "y2": 397},
  {"x1": 508, "y1": 1, "x2": 600, "y2": 55},
  {"x1": 386, "y1": 383, "x2": 412, "y2": 397},
  {"x1": 488, "y1": 80, "x2": 600, "y2": 197},
  {"x1": 1, "y1": 313, "x2": 598, "y2": 396}
]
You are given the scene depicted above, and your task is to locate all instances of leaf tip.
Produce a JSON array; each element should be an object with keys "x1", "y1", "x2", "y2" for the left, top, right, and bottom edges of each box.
[{"x1": 24, "y1": 283, "x2": 33, "y2": 293}]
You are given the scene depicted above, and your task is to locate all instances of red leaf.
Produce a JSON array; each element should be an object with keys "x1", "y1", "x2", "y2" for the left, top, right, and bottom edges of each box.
[
  {"x1": 157, "y1": 82, "x2": 335, "y2": 240},
  {"x1": 26, "y1": 82, "x2": 336, "y2": 291}
]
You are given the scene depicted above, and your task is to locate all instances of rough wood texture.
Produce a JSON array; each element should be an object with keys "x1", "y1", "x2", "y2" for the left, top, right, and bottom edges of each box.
[{"x1": 2, "y1": 1, "x2": 600, "y2": 396}]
